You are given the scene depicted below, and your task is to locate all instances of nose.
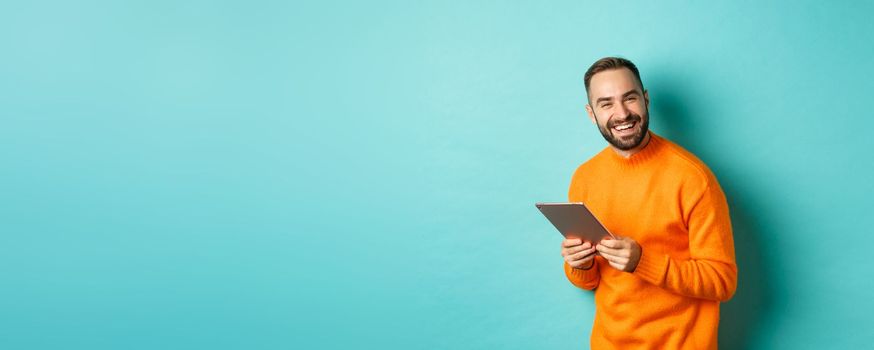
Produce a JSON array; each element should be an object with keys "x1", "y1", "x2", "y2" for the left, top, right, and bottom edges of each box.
[{"x1": 614, "y1": 100, "x2": 630, "y2": 119}]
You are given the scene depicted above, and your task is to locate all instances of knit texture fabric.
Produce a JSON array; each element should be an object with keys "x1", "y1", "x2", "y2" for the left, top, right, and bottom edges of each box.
[{"x1": 564, "y1": 132, "x2": 737, "y2": 350}]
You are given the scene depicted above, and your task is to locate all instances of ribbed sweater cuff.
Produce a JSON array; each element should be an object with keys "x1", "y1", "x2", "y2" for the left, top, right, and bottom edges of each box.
[
  {"x1": 633, "y1": 250, "x2": 668, "y2": 286},
  {"x1": 565, "y1": 260, "x2": 598, "y2": 280}
]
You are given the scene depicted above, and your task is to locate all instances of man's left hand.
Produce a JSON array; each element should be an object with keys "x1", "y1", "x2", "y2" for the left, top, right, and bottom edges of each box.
[{"x1": 596, "y1": 236, "x2": 642, "y2": 272}]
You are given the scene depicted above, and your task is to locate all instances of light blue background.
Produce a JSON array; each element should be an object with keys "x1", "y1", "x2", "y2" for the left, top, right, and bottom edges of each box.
[{"x1": 2, "y1": 1, "x2": 872, "y2": 349}]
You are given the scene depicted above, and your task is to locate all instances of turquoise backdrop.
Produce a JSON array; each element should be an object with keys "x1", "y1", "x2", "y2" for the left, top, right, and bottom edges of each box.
[{"x1": 2, "y1": 1, "x2": 872, "y2": 349}]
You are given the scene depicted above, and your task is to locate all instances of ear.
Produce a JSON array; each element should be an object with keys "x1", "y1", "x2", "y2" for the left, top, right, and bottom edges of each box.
[
  {"x1": 585, "y1": 103, "x2": 596, "y2": 124},
  {"x1": 644, "y1": 89, "x2": 650, "y2": 108}
]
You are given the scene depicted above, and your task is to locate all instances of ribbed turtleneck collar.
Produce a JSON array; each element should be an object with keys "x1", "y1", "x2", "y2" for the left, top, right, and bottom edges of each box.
[{"x1": 606, "y1": 131, "x2": 666, "y2": 170}]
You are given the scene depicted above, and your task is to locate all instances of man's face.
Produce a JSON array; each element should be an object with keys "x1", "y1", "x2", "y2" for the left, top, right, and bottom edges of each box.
[{"x1": 585, "y1": 68, "x2": 650, "y2": 151}]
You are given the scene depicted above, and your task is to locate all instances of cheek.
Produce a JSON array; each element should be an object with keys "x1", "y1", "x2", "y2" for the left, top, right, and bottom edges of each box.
[{"x1": 634, "y1": 102, "x2": 649, "y2": 115}]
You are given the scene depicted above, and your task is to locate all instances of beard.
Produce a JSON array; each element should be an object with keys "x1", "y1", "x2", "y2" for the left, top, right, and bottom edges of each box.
[{"x1": 595, "y1": 109, "x2": 650, "y2": 151}]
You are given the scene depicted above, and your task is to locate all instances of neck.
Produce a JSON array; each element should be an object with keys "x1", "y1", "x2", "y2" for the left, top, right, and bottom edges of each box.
[{"x1": 611, "y1": 131, "x2": 652, "y2": 158}]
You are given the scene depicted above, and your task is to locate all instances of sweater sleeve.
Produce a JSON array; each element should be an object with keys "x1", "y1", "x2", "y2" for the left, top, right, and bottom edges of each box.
[
  {"x1": 564, "y1": 259, "x2": 600, "y2": 290},
  {"x1": 633, "y1": 180, "x2": 738, "y2": 302}
]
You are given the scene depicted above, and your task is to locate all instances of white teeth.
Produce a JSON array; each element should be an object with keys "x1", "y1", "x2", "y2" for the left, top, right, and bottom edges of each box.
[{"x1": 615, "y1": 123, "x2": 634, "y2": 131}]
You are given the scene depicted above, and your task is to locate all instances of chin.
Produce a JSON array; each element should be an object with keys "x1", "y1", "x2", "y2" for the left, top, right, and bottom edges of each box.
[{"x1": 612, "y1": 132, "x2": 647, "y2": 150}]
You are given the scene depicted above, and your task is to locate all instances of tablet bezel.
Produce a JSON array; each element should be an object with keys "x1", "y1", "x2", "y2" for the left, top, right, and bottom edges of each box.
[{"x1": 535, "y1": 202, "x2": 616, "y2": 244}]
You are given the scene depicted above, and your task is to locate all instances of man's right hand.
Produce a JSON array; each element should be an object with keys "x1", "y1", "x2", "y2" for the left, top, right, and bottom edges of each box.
[{"x1": 561, "y1": 238, "x2": 596, "y2": 270}]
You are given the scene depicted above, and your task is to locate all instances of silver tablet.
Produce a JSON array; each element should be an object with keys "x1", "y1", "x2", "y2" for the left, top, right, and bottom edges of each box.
[{"x1": 535, "y1": 202, "x2": 615, "y2": 243}]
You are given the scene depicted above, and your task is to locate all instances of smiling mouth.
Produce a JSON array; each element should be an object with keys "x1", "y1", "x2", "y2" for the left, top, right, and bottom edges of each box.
[{"x1": 612, "y1": 121, "x2": 637, "y2": 133}]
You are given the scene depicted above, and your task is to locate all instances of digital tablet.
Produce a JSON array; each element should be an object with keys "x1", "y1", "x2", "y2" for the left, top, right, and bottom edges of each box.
[{"x1": 535, "y1": 202, "x2": 615, "y2": 243}]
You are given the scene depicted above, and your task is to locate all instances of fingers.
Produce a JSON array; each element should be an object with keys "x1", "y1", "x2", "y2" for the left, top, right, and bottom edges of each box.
[
  {"x1": 566, "y1": 241, "x2": 592, "y2": 253},
  {"x1": 599, "y1": 251, "x2": 630, "y2": 272},
  {"x1": 593, "y1": 236, "x2": 640, "y2": 272},
  {"x1": 597, "y1": 238, "x2": 626, "y2": 249},
  {"x1": 562, "y1": 238, "x2": 583, "y2": 248},
  {"x1": 596, "y1": 243, "x2": 631, "y2": 271},
  {"x1": 595, "y1": 243, "x2": 629, "y2": 258},
  {"x1": 561, "y1": 240, "x2": 592, "y2": 257},
  {"x1": 562, "y1": 238, "x2": 596, "y2": 268},
  {"x1": 568, "y1": 246, "x2": 596, "y2": 261},
  {"x1": 599, "y1": 250, "x2": 629, "y2": 264},
  {"x1": 566, "y1": 248, "x2": 596, "y2": 269}
]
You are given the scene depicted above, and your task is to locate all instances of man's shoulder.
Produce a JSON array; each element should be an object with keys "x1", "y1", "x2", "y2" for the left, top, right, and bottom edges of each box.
[
  {"x1": 656, "y1": 135, "x2": 720, "y2": 188},
  {"x1": 569, "y1": 134, "x2": 723, "y2": 188}
]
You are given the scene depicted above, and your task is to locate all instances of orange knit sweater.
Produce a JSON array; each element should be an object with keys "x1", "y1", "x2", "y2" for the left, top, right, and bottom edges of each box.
[{"x1": 564, "y1": 132, "x2": 737, "y2": 350}]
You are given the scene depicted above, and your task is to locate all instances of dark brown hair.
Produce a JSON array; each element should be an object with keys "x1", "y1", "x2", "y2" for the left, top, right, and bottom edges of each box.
[{"x1": 584, "y1": 57, "x2": 644, "y2": 98}]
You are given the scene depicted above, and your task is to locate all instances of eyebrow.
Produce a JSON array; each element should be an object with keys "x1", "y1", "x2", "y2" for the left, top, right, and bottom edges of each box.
[{"x1": 595, "y1": 89, "x2": 641, "y2": 104}]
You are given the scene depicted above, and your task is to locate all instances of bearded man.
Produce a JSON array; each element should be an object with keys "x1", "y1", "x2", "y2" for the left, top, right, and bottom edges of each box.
[{"x1": 560, "y1": 57, "x2": 737, "y2": 349}]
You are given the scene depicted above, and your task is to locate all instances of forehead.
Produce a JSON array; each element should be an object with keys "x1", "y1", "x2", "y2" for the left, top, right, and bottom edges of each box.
[{"x1": 588, "y1": 68, "x2": 642, "y2": 101}]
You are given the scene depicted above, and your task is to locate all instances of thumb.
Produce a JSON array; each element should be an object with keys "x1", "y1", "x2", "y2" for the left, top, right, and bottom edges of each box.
[{"x1": 620, "y1": 236, "x2": 637, "y2": 246}]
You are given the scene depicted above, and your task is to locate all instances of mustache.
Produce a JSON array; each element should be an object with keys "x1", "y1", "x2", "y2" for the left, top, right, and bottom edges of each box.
[{"x1": 608, "y1": 114, "x2": 642, "y2": 128}]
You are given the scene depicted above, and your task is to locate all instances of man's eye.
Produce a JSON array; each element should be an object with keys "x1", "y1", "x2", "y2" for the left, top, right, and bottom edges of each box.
[
  {"x1": 601, "y1": 103, "x2": 612, "y2": 109},
  {"x1": 625, "y1": 97, "x2": 637, "y2": 102}
]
